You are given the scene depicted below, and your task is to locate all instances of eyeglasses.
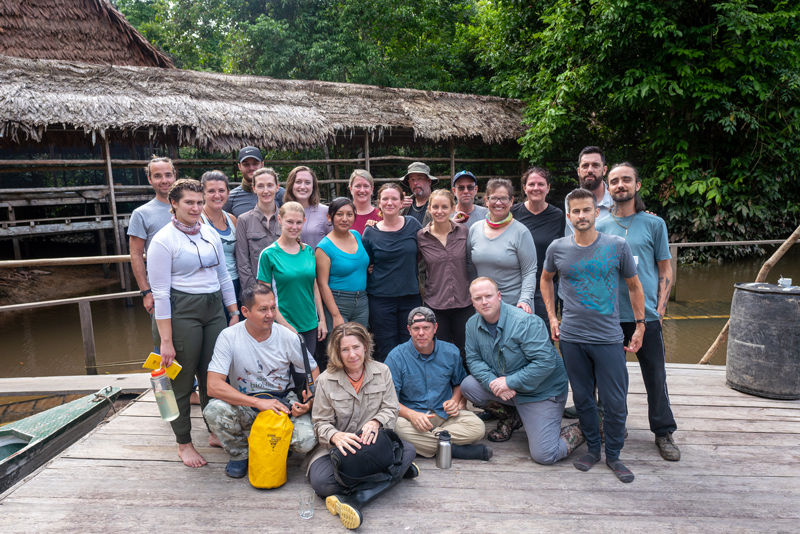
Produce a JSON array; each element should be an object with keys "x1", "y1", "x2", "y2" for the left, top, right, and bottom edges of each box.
[
  {"x1": 487, "y1": 196, "x2": 512, "y2": 205},
  {"x1": 456, "y1": 185, "x2": 476, "y2": 192},
  {"x1": 184, "y1": 233, "x2": 220, "y2": 269}
]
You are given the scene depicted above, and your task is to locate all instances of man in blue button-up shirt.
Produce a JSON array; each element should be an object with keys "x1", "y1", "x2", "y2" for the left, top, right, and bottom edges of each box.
[
  {"x1": 385, "y1": 307, "x2": 492, "y2": 461},
  {"x1": 461, "y1": 277, "x2": 586, "y2": 465}
]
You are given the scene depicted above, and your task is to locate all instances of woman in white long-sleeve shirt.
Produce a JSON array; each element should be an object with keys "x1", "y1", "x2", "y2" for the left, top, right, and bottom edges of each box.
[{"x1": 148, "y1": 179, "x2": 239, "y2": 468}]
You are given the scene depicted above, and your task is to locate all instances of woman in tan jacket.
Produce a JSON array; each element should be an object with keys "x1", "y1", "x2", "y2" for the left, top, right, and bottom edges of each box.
[{"x1": 306, "y1": 322, "x2": 418, "y2": 530}]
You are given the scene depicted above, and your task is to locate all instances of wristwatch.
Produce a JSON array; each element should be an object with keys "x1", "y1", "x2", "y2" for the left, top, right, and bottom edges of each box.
[
  {"x1": 229, "y1": 310, "x2": 240, "y2": 316},
  {"x1": 140, "y1": 289, "x2": 152, "y2": 297},
  {"x1": 635, "y1": 319, "x2": 646, "y2": 325}
]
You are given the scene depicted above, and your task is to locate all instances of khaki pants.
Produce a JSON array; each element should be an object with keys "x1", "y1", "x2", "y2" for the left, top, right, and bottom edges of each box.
[{"x1": 395, "y1": 410, "x2": 486, "y2": 457}]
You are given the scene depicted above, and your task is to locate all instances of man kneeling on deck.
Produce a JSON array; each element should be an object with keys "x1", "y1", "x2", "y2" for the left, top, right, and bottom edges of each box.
[
  {"x1": 385, "y1": 307, "x2": 492, "y2": 461},
  {"x1": 460, "y1": 278, "x2": 585, "y2": 465},
  {"x1": 204, "y1": 284, "x2": 319, "y2": 478}
]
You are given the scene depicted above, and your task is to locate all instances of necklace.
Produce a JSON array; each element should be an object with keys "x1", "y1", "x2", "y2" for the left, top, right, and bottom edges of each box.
[
  {"x1": 346, "y1": 367, "x2": 365, "y2": 382},
  {"x1": 202, "y1": 208, "x2": 227, "y2": 231},
  {"x1": 611, "y1": 211, "x2": 635, "y2": 236},
  {"x1": 485, "y1": 212, "x2": 513, "y2": 229},
  {"x1": 410, "y1": 199, "x2": 426, "y2": 213}
]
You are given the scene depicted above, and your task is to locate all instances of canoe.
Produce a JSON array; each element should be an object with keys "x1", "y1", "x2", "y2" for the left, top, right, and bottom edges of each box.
[{"x1": 0, "y1": 385, "x2": 121, "y2": 494}]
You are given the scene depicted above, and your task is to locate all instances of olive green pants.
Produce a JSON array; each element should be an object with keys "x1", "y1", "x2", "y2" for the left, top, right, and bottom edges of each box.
[{"x1": 153, "y1": 289, "x2": 227, "y2": 444}]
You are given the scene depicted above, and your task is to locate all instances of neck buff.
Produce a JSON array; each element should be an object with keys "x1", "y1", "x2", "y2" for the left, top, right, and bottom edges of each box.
[
  {"x1": 485, "y1": 211, "x2": 512, "y2": 229},
  {"x1": 171, "y1": 214, "x2": 201, "y2": 235}
]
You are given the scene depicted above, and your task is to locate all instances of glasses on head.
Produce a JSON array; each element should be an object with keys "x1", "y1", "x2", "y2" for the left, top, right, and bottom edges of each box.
[
  {"x1": 184, "y1": 233, "x2": 220, "y2": 269},
  {"x1": 456, "y1": 184, "x2": 476, "y2": 192},
  {"x1": 487, "y1": 196, "x2": 512, "y2": 205}
]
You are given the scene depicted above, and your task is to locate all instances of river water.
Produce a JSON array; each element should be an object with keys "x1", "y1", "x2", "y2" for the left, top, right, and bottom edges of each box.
[{"x1": 1, "y1": 246, "x2": 798, "y2": 378}]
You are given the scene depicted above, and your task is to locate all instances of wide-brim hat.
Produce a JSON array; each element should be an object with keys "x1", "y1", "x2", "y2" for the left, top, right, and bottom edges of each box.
[{"x1": 401, "y1": 162, "x2": 439, "y2": 188}]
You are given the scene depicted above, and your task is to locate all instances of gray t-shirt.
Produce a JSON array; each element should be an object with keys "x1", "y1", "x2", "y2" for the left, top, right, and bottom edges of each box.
[
  {"x1": 460, "y1": 205, "x2": 488, "y2": 230},
  {"x1": 543, "y1": 232, "x2": 637, "y2": 343},
  {"x1": 467, "y1": 219, "x2": 537, "y2": 307},
  {"x1": 127, "y1": 198, "x2": 172, "y2": 252},
  {"x1": 208, "y1": 321, "x2": 317, "y2": 394},
  {"x1": 597, "y1": 213, "x2": 671, "y2": 322}
]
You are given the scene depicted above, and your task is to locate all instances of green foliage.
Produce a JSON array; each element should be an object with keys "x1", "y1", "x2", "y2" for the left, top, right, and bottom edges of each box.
[
  {"x1": 115, "y1": 0, "x2": 491, "y2": 93},
  {"x1": 474, "y1": 0, "x2": 800, "y2": 260}
]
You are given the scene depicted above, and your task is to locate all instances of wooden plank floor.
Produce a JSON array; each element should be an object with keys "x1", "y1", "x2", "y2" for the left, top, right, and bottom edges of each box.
[{"x1": 2, "y1": 363, "x2": 799, "y2": 533}]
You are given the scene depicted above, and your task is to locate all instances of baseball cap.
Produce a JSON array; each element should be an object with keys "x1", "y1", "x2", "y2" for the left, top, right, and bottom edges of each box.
[
  {"x1": 238, "y1": 146, "x2": 263, "y2": 163},
  {"x1": 407, "y1": 307, "x2": 437, "y2": 325}
]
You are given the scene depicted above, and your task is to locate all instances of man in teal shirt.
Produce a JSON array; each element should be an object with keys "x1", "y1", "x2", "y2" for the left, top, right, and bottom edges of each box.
[
  {"x1": 597, "y1": 162, "x2": 679, "y2": 462},
  {"x1": 460, "y1": 278, "x2": 585, "y2": 464}
]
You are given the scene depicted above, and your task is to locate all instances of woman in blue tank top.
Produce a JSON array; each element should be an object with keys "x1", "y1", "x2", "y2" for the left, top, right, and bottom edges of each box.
[
  {"x1": 315, "y1": 198, "x2": 370, "y2": 332},
  {"x1": 200, "y1": 171, "x2": 240, "y2": 315}
]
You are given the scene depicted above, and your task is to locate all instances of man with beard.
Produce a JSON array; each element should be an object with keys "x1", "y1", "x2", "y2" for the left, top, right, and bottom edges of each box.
[
  {"x1": 400, "y1": 162, "x2": 436, "y2": 226},
  {"x1": 224, "y1": 146, "x2": 285, "y2": 217},
  {"x1": 541, "y1": 188, "x2": 645, "y2": 483},
  {"x1": 596, "y1": 163, "x2": 679, "y2": 461},
  {"x1": 566, "y1": 146, "x2": 615, "y2": 235}
]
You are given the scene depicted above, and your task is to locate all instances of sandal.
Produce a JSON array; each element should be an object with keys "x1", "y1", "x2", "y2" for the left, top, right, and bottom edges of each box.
[{"x1": 488, "y1": 407, "x2": 522, "y2": 442}]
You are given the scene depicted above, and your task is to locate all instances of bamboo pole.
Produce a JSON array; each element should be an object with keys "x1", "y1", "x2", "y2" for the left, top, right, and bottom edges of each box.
[
  {"x1": 698, "y1": 224, "x2": 800, "y2": 364},
  {"x1": 449, "y1": 139, "x2": 456, "y2": 178},
  {"x1": 364, "y1": 135, "x2": 370, "y2": 173},
  {"x1": 0, "y1": 255, "x2": 131, "y2": 269}
]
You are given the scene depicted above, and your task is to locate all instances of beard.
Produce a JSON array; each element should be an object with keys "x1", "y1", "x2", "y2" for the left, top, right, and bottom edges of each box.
[
  {"x1": 580, "y1": 174, "x2": 603, "y2": 191},
  {"x1": 611, "y1": 190, "x2": 636, "y2": 203}
]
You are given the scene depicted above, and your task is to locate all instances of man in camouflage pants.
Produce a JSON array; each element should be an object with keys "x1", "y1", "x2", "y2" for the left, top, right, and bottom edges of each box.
[{"x1": 205, "y1": 283, "x2": 319, "y2": 478}]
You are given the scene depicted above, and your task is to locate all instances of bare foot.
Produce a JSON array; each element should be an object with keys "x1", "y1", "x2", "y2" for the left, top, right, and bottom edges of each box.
[
  {"x1": 208, "y1": 433, "x2": 222, "y2": 448},
  {"x1": 178, "y1": 443, "x2": 207, "y2": 468},
  {"x1": 189, "y1": 392, "x2": 201, "y2": 405}
]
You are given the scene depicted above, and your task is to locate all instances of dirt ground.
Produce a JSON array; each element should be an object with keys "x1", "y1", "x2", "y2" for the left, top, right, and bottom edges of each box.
[{"x1": 0, "y1": 265, "x2": 124, "y2": 307}]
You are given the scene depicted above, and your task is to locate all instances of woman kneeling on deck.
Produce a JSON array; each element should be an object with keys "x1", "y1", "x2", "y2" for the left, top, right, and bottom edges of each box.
[
  {"x1": 304, "y1": 323, "x2": 418, "y2": 530},
  {"x1": 148, "y1": 179, "x2": 239, "y2": 467}
]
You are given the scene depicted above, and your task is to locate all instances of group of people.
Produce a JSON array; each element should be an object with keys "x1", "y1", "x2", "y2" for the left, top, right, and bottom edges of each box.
[{"x1": 127, "y1": 145, "x2": 679, "y2": 529}]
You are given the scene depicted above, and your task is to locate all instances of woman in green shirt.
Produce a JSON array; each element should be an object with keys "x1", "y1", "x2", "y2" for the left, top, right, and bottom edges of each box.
[{"x1": 257, "y1": 201, "x2": 327, "y2": 353}]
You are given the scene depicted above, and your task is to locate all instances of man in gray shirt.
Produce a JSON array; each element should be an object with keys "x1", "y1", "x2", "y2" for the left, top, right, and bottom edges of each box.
[
  {"x1": 224, "y1": 146, "x2": 285, "y2": 217},
  {"x1": 451, "y1": 170, "x2": 487, "y2": 229},
  {"x1": 565, "y1": 146, "x2": 615, "y2": 235},
  {"x1": 127, "y1": 157, "x2": 175, "y2": 313},
  {"x1": 541, "y1": 188, "x2": 646, "y2": 483}
]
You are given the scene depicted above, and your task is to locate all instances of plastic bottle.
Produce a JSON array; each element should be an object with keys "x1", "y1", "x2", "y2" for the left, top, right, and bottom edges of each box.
[
  {"x1": 150, "y1": 367, "x2": 179, "y2": 421},
  {"x1": 436, "y1": 430, "x2": 452, "y2": 469}
]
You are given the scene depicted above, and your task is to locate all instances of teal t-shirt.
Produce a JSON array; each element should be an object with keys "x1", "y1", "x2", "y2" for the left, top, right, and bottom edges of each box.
[
  {"x1": 597, "y1": 212, "x2": 671, "y2": 322},
  {"x1": 257, "y1": 242, "x2": 318, "y2": 332},
  {"x1": 316, "y1": 230, "x2": 369, "y2": 292}
]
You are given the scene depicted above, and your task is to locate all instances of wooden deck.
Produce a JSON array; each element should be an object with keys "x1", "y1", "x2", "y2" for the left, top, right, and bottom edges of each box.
[{"x1": 2, "y1": 363, "x2": 799, "y2": 533}]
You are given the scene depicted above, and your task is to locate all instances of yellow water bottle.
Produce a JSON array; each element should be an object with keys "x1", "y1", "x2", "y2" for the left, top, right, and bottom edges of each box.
[{"x1": 150, "y1": 367, "x2": 179, "y2": 421}]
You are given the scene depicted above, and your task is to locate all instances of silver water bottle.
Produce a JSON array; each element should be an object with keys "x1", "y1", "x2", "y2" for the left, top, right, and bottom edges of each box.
[{"x1": 436, "y1": 430, "x2": 452, "y2": 469}]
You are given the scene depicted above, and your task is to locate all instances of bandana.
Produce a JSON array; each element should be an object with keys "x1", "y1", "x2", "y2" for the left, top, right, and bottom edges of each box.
[
  {"x1": 485, "y1": 211, "x2": 513, "y2": 229},
  {"x1": 171, "y1": 215, "x2": 201, "y2": 235}
]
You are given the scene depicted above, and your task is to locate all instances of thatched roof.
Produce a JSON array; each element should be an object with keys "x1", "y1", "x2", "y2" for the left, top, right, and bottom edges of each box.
[
  {"x1": 0, "y1": 56, "x2": 525, "y2": 152},
  {"x1": 0, "y1": 0, "x2": 173, "y2": 68}
]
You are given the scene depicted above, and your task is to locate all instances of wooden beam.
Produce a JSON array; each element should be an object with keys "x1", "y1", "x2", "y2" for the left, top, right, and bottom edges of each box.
[
  {"x1": 101, "y1": 137, "x2": 124, "y2": 264},
  {"x1": 449, "y1": 139, "x2": 456, "y2": 178},
  {"x1": 669, "y1": 244, "x2": 678, "y2": 301},
  {"x1": 78, "y1": 301, "x2": 98, "y2": 376},
  {"x1": 0, "y1": 255, "x2": 131, "y2": 269},
  {"x1": 364, "y1": 135, "x2": 370, "y2": 173}
]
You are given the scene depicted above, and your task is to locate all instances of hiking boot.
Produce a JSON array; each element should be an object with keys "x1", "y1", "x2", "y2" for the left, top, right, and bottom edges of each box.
[
  {"x1": 403, "y1": 462, "x2": 420, "y2": 479},
  {"x1": 655, "y1": 432, "x2": 681, "y2": 461},
  {"x1": 488, "y1": 407, "x2": 522, "y2": 442},
  {"x1": 225, "y1": 458, "x2": 248, "y2": 478},
  {"x1": 476, "y1": 410, "x2": 496, "y2": 422},
  {"x1": 562, "y1": 404, "x2": 579, "y2": 419},
  {"x1": 560, "y1": 422, "x2": 586, "y2": 454}
]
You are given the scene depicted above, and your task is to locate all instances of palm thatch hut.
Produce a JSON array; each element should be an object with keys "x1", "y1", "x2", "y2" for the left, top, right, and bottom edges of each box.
[
  {"x1": 0, "y1": 55, "x2": 524, "y2": 152},
  {"x1": 0, "y1": 0, "x2": 173, "y2": 68}
]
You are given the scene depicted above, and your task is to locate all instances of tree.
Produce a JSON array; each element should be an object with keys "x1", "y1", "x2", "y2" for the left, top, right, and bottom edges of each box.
[{"x1": 475, "y1": 0, "x2": 800, "y2": 259}]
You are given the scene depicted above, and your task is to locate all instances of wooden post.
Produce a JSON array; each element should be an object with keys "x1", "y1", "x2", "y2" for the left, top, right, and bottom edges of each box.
[
  {"x1": 669, "y1": 244, "x2": 678, "y2": 301},
  {"x1": 78, "y1": 301, "x2": 98, "y2": 375},
  {"x1": 101, "y1": 137, "x2": 123, "y2": 260},
  {"x1": 449, "y1": 139, "x2": 455, "y2": 178},
  {"x1": 118, "y1": 220, "x2": 134, "y2": 307},
  {"x1": 363, "y1": 134, "x2": 370, "y2": 173},
  {"x1": 7, "y1": 206, "x2": 21, "y2": 261},
  {"x1": 94, "y1": 204, "x2": 110, "y2": 278}
]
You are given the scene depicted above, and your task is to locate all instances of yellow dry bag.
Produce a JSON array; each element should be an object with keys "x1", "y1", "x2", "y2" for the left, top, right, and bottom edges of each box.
[{"x1": 249, "y1": 409, "x2": 294, "y2": 489}]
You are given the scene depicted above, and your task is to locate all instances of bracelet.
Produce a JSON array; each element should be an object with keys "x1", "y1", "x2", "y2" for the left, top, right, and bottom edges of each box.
[
  {"x1": 140, "y1": 289, "x2": 152, "y2": 297},
  {"x1": 229, "y1": 310, "x2": 240, "y2": 316}
]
